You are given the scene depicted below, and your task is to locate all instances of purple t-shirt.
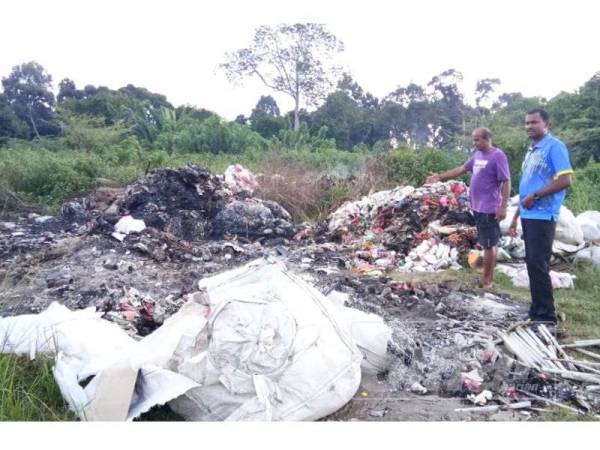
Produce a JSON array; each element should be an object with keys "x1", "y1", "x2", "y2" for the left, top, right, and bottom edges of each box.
[{"x1": 463, "y1": 148, "x2": 510, "y2": 214}]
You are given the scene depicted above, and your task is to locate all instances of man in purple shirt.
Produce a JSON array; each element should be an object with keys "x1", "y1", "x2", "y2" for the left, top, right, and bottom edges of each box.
[{"x1": 426, "y1": 127, "x2": 511, "y2": 288}]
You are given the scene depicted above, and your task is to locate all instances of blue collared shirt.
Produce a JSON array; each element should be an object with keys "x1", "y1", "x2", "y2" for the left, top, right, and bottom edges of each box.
[{"x1": 519, "y1": 133, "x2": 573, "y2": 221}]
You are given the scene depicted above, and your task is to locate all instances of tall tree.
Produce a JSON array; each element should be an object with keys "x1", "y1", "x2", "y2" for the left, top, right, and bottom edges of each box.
[
  {"x1": 311, "y1": 91, "x2": 374, "y2": 149},
  {"x1": 1, "y1": 61, "x2": 58, "y2": 138},
  {"x1": 475, "y1": 78, "x2": 501, "y2": 110},
  {"x1": 221, "y1": 23, "x2": 344, "y2": 131},
  {"x1": 57, "y1": 78, "x2": 82, "y2": 102},
  {"x1": 337, "y1": 73, "x2": 379, "y2": 110},
  {"x1": 254, "y1": 95, "x2": 281, "y2": 116},
  {"x1": 427, "y1": 69, "x2": 467, "y2": 148},
  {"x1": 382, "y1": 82, "x2": 432, "y2": 146},
  {"x1": 0, "y1": 93, "x2": 29, "y2": 145},
  {"x1": 249, "y1": 95, "x2": 284, "y2": 138}
]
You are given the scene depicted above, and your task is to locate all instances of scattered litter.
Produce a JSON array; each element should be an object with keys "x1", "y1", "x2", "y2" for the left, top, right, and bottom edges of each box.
[
  {"x1": 468, "y1": 390, "x2": 493, "y2": 405},
  {"x1": 497, "y1": 264, "x2": 576, "y2": 289},
  {"x1": 410, "y1": 382, "x2": 428, "y2": 395},
  {"x1": 114, "y1": 215, "x2": 146, "y2": 235},
  {"x1": 368, "y1": 408, "x2": 387, "y2": 418}
]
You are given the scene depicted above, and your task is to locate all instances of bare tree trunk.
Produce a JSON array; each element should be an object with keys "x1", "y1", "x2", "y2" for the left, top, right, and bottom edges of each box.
[
  {"x1": 294, "y1": 97, "x2": 300, "y2": 132},
  {"x1": 28, "y1": 105, "x2": 41, "y2": 139},
  {"x1": 294, "y1": 67, "x2": 300, "y2": 132}
]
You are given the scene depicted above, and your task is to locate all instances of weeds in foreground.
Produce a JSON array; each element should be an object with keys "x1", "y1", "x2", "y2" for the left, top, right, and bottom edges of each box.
[{"x1": 0, "y1": 354, "x2": 76, "y2": 421}]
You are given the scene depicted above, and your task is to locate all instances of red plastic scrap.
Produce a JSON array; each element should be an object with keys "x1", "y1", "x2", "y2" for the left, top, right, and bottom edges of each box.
[
  {"x1": 342, "y1": 233, "x2": 354, "y2": 245},
  {"x1": 460, "y1": 373, "x2": 482, "y2": 393},
  {"x1": 409, "y1": 279, "x2": 422, "y2": 290},
  {"x1": 122, "y1": 310, "x2": 138, "y2": 321},
  {"x1": 415, "y1": 229, "x2": 434, "y2": 243},
  {"x1": 483, "y1": 348, "x2": 499, "y2": 364},
  {"x1": 502, "y1": 386, "x2": 520, "y2": 401},
  {"x1": 356, "y1": 262, "x2": 376, "y2": 273},
  {"x1": 451, "y1": 183, "x2": 466, "y2": 195},
  {"x1": 372, "y1": 206, "x2": 395, "y2": 231},
  {"x1": 349, "y1": 215, "x2": 362, "y2": 226},
  {"x1": 293, "y1": 229, "x2": 308, "y2": 241},
  {"x1": 140, "y1": 300, "x2": 155, "y2": 321}
]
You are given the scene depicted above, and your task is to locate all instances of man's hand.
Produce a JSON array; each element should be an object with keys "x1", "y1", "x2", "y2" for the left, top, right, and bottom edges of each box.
[
  {"x1": 521, "y1": 193, "x2": 536, "y2": 209},
  {"x1": 495, "y1": 205, "x2": 507, "y2": 222},
  {"x1": 426, "y1": 173, "x2": 441, "y2": 184}
]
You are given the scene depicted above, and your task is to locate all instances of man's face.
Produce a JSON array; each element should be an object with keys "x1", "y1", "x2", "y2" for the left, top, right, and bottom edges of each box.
[
  {"x1": 525, "y1": 113, "x2": 548, "y2": 140},
  {"x1": 472, "y1": 133, "x2": 489, "y2": 151}
]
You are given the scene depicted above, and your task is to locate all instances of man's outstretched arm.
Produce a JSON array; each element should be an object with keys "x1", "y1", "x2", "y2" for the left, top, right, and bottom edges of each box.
[{"x1": 426, "y1": 166, "x2": 467, "y2": 184}]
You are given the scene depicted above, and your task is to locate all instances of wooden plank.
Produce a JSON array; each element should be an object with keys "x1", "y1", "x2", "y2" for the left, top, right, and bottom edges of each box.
[
  {"x1": 575, "y1": 348, "x2": 600, "y2": 361},
  {"x1": 517, "y1": 389, "x2": 584, "y2": 415},
  {"x1": 562, "y1": 339, "x2": 600, "y2": 349}
]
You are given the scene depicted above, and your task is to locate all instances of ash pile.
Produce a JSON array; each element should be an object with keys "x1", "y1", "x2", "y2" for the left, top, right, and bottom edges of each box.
[
  {"x1": 89, "y1": 163, "x2": 295, "y2": 243},
  {"x1": 0, "y1": 164, "x2": 295, "y2": 330}
]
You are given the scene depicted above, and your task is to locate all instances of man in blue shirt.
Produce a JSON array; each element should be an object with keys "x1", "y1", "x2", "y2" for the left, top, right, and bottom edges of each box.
[{"x1": 509, "y1": 109, "x2": 573, "y2": 327}]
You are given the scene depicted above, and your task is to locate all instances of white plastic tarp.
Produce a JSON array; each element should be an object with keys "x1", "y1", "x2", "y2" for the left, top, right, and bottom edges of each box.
[{"x1": 576, "y1": 211, "x2": 600, "y2": 245}]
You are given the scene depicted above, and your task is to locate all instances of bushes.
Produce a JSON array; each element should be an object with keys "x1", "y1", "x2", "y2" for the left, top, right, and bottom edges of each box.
[
  {"x1": 0, "y1": 148, "x2": 100, "y2": 206},
  {"x1": 385, "y1": 146, "x2": 468, "y2": 186},
  {"x1": 269, "y1": 123, "x2": 337, "y2": 152},
  {"x1": 565, "y1": 160, "x2": 600, "y2": 213},
  {"x1": 152, "y1": 115, "x2": 268, "y2": 155},
  {"x1": 491, "y1": 127, "x2": 528, "y2": 192}
]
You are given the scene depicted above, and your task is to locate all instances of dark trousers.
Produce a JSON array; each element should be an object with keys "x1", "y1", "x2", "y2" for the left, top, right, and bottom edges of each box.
[{"x1": 521, "y1": 218, "x2": 557, "y2": 323}]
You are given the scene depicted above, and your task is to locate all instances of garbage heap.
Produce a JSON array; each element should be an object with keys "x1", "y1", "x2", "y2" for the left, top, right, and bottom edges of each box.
[
  {"x1": 84, "y1": 164, "x2": 295, "y2": 243},
  {"x1": 327, "y1": 181, "x2": 478, "y2": 274}
]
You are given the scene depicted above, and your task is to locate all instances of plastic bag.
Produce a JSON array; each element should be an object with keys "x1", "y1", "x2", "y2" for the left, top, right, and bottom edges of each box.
[{"x1": 576, "y1": 211, "x2": 600, "y2": 245}]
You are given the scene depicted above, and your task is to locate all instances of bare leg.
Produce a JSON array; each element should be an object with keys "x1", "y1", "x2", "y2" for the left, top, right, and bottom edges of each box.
[{"x1": 482, "y1": 247, "x2": 496, "y2": 288}]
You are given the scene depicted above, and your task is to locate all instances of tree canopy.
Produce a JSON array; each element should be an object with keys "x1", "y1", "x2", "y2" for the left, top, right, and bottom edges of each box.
[{"x1": 221, "y1": 23, "x2": 344, "y2": 131}]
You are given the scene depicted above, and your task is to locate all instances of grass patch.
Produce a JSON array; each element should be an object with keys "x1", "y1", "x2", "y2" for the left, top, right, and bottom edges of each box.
[
  {"x1": 554, "y1": 264, "x2": 600, "y2": 338},
  {"x1": 536, "y1": 408, "x2": 600, "y2": 422},
  {"x1": 0, "y1": 354, "x2": 76, "y2": 421}
]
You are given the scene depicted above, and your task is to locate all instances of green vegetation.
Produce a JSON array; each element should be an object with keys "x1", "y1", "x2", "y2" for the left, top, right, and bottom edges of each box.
[
  {"x1": 536, "y1": 408, "x2": 600, "y2": 422},
  {"x1": 0, "y1": 354, "x2": 76, "y2": 421},
  {"x1": 2, "y1": 59, "x2": 600, "y2": 215}
]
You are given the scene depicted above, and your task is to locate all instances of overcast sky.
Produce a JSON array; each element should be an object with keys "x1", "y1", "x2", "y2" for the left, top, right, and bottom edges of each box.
[{"x1": 1, "y1": 0, "x2": 598, "y2": 119}]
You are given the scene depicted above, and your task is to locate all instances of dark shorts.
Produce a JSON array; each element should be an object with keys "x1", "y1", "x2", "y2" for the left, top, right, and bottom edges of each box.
[{"x1": 473, "y1": 211, "x2": 501, "y2": 249}]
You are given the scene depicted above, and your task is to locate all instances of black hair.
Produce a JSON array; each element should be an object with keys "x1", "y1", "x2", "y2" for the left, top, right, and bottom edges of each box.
[{"x1": 527, "y1": 108, "x2": 549, "y2": 123}]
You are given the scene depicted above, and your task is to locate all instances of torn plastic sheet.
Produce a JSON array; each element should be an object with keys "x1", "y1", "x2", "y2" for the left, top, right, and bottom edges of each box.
[
  {"x1": 0, "y1": 259, "x2": 384, "y2": 421},
  {"x1": 0, "y1": 301, "x2": 207, "y2": 421}
]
